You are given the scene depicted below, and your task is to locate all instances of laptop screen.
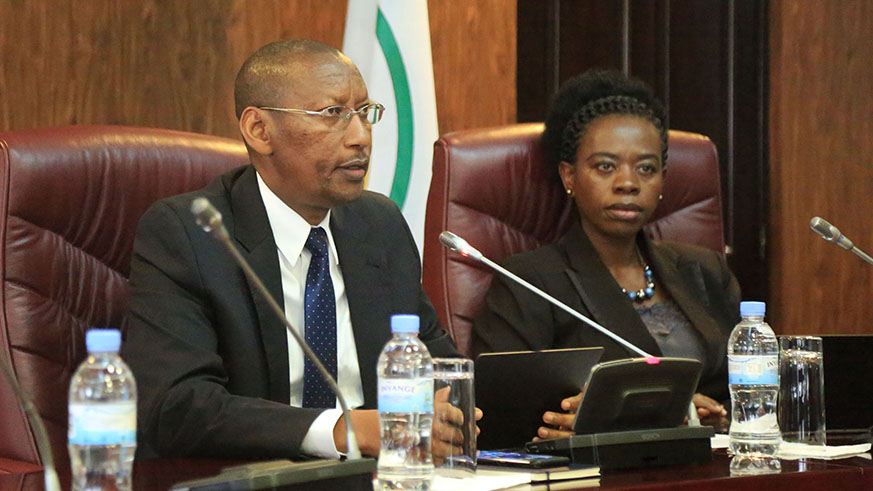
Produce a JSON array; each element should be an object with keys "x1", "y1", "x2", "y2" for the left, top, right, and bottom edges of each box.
[{"x1": 821, "y1": 335, "x2": 873, "y2": 432}]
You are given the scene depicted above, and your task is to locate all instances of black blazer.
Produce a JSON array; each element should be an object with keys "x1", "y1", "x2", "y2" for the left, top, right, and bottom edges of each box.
[
  {"x1": 472, "y1": 221, "x2": 740, "y2": 401},
  {"x1": 123, "y1": 165, "x2": 458, "y2": 459}
]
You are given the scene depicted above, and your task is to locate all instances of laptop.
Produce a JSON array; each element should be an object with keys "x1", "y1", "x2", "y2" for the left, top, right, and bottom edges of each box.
[
  {"x1": 474, "y1": 347, "x2": 604, "y2": 450},
  {"x1": 821, "y1": 335, "x2": 873, "y2": 441}
]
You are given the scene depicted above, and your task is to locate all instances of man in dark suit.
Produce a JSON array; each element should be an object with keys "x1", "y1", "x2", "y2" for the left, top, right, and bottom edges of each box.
[{"x1": 123, "y1": 39, "x2": 460, "y2": 459}]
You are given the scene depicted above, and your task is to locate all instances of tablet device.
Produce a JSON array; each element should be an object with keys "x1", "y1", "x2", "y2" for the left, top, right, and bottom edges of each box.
[
  {"x1": 572, "y1": 357, "x2": 702, "y2": 434},
  {"x1": 475, "y1": 347, "x2": 603, "y2": 450},
  {"x1": 478, "y1": 450, "x2": 570, "y2": 468}
]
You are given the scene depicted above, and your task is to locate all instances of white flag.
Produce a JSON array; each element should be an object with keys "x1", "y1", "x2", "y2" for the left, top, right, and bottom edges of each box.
[{"x1": 343, "y1": 0, "x2": 439, "y2": 254}]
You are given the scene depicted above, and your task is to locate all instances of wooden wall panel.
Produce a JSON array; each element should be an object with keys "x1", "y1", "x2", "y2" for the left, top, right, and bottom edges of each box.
[
  {"x1": 0, "y1": 0, "x2": 347, "y2": 137},
  {"x1": 429, "y1": 0, "x2": 516, "y2": 134},
  {"x1": 769, "y1": 0, "x2": 873, "y2": 334},
  {"x1": 0, "y1": 0, "x2": 515, "y2": 138}
]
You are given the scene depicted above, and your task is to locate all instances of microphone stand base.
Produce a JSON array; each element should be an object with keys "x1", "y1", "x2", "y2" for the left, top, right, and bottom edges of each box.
[
  {"x1": 525, "y1": 426, "x2": 715, "y2": 471},
  {"x1": 171, "y1": 457, "x2": 377, "y2": 490}
]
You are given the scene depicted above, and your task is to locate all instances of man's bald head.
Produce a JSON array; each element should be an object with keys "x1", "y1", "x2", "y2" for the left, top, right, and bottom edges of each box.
[{"x1": 234, "y1": 39, "x2": 347, "y2": 118}]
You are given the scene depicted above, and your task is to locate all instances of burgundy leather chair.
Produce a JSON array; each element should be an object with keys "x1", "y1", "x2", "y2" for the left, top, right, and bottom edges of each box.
[
  {"x1": 422, "y1": 123, "x2": 725, "y2": 358},
  {"x1": 0, "y1": 126, "x2": 247, "y2": 475}
]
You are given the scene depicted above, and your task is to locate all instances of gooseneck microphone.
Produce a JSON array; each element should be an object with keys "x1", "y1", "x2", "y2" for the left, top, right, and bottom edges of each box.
[
  {"x1": 0, "y1": 357, "x2": 61, "y2": 491},
  {"x1": 810, "y1": 217, "x2": 873, "y2": 266},
  {"x1": 190, "y1": 198, "x2": 362, "y2": 460},
  {"x1": 439, "y1": 231, "x2": 657, "y2": 362}
]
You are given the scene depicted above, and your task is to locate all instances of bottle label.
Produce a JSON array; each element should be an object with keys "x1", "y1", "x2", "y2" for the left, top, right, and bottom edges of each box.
[
  {"x1": 68, "y1": 401, "x2": 137, "y2": 445},
  {"x1": 728, "y1": 355, "x2": 779, "y2": 385},
  {"x1": 378, "y1": 378, "x2": 434, "y2": 413}
]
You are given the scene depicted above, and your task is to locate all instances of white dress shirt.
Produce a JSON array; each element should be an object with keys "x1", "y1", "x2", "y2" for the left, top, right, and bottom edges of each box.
[{"x1": 256, "y1": 173, "x2": 364, "y2": 459}]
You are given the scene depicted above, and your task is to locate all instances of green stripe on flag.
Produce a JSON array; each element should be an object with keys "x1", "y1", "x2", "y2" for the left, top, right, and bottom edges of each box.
[{"x1": 376, "y1": 9, "x2": 414, "y2": 209}]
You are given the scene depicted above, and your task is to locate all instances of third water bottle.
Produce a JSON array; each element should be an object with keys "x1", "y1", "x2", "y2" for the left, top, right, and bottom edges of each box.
[{"x1": 727, "y1": 301, "x2": 780, "y2": 472}]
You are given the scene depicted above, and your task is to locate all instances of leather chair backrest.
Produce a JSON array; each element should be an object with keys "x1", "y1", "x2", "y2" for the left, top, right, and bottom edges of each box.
[
  {"x1": 422, "y1": 123, "x2": 724, "y2": 357},
  {"x1": 0, "y1": 126, "x2": 247, "y2": 473}
]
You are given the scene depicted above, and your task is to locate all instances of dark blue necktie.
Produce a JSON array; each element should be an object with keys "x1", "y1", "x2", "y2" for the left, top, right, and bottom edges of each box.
[{"x1": 302, "y1": 227, "x2": 338, "y2": 408}]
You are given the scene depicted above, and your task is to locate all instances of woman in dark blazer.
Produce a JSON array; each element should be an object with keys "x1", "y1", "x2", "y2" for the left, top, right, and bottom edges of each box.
[{"x1": 472, "y1": 69, "x2": 740, "y2": 441}]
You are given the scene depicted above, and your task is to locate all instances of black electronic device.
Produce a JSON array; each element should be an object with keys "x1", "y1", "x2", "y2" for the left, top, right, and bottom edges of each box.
[
  {"x1": 572, "y1": 357, "x2": 702, "y2": 434},
  {"x1": 474, "y1": 347, "x2": 604, "y2": 450},
  {"x1": 478, "y1": 450, "x2": 570, "y2": 468},
  {"x1": 525, "y1": 426, "x2": 714, "y2": 470},
  {"x1": 821, "y1": 334, "x2": 873, "y2": 443},
  {"x1": 171, "y1": 459, "x2": 376, "y2": 490}
]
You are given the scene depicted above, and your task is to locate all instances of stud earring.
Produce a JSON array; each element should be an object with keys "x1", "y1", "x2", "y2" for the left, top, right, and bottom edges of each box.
[
  {"x1": 658, "y1": 194, "x2": 663, "y2": 201},
  {"x1": 566, "y1": 188, "x2": 573, "y2": 196}
]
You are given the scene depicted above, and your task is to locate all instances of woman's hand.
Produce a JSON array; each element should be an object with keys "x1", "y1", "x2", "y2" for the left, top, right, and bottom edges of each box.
[
  {"x1": 533, "y1": 391, "x2": 583, "y2": 441},
  {"x1": 692, "y1": 393, "x2": 728, "y2": 427}
]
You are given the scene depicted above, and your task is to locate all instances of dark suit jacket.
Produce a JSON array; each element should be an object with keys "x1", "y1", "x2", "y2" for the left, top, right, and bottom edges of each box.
[
  {"x1": 123, "y1": 165, "x2": 458, "y2": 459},
  {"x1": 472, "y1": 221, "x2": 740, "y2": 402}
]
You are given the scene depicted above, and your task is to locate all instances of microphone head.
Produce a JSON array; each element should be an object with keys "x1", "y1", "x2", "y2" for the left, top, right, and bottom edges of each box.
[
  {"x1": 439, "y1": 231, "x2": 483, "y2": 260},
  {"x1": 810, "y1": 216, "x2": 853, "y2": 250},
  {"x1": 191, "y1": 197, "x2": 226, "y2": 237},
  {"x1": 810, "y1": 217, "x2": 837, "y2": 241}
]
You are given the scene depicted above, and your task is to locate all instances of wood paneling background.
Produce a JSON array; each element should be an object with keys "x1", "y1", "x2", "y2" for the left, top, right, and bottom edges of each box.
[
  {"x1": 0, "y1": 0, "x2": 516, "y2": 138},
  {"x1": 4, "y1": 0, "x2": 872, "y2": 336},
  {"x1": 430, "y1": 0, "x2": 516, "y2": 135},
  {"x1": 769, "y1": 0, "x2": 873, "y2": 334}
]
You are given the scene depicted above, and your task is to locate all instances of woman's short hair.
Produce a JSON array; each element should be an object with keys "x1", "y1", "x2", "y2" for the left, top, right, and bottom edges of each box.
[{"x1": 542, "y1": 69, "x2": 668, "y2": 181}]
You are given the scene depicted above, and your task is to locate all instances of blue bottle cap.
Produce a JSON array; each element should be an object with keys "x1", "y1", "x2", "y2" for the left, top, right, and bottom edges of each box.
[
  {"x1": 740, "y1": 301, "x2": 766, "y2": 317},
  {"x1": 86, "y1": 329, "x2": 121, "y2": 352},
  {"x1": 391, "y1": 314, "x2": 420, "y2": 333}
]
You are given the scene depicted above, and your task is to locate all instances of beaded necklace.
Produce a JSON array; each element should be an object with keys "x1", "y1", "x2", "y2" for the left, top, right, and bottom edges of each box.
[{"x1": 621, "y1": 248, "x2": 655, "y2": 302}]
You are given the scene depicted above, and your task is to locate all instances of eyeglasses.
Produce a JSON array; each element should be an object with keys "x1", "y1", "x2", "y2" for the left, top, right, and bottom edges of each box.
[{"x1": 258, "y1": 103, "x2": 385, "y2": 125}]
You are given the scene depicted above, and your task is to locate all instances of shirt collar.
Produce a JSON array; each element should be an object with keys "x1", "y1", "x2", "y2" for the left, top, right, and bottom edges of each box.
[{"x1": 256, "y1": 171, "x2": 340, "y2": 266}]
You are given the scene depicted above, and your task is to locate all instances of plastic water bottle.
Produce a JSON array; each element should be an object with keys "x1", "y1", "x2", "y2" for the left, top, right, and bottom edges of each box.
[
  {"x1": 377, "y1": 314, "x2": 434, "y2": 490},
  {"x1": 728, "y1": 301, "x2": 781, "y2": 471},
  {"x1": 68, "y1": 329, "x2": 137, "y2": 490}
]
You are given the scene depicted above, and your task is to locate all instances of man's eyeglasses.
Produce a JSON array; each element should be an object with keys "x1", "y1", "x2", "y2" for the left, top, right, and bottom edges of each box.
[{"x1": 258, "y1": 103, "x2": 385, "y2": 125}]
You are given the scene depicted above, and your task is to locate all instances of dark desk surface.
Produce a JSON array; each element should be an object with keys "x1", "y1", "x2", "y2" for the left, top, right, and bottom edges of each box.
[{"x1": 2, "y1": 450, "x2": 871, "y2": 490}]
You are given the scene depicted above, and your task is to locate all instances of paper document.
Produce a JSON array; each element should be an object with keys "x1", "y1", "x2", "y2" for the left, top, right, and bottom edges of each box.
[
  {"x1": 431, "y1": 464, "x2": 600, "y2": 491},
  {"x1": 777, "y1": 441, "x2": 871, "y2": 460},
  {"x1": 710, "y1": 434, "x2": 871, "y2": 460},
  {"x1": 711, "y1": 433, "x2": 730, "y2": 449},
  {"x1": 432, "y1": 473, "x2": 530, "y2": 491}
]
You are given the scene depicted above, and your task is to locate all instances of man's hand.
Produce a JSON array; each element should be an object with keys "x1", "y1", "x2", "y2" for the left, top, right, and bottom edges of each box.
[
  {"x1": 333, "y1": 409, "x2": 381, "y2": 456},
  {"x1": 533, "y1": 391, "x2": 582, "y2": 441},
  {"x1": 692, "y1": 393, "x2": 728, "y2": 427},
  {"x1": 431, "y1": 386, "x2": 483, "y2": 465},
  {"x1": 333, "y1": 390, "x2": 485, "y2": 462}
]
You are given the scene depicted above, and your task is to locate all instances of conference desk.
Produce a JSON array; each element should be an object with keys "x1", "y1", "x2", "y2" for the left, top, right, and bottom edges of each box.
[{"x1": 2, "y1": 449, "x2": 872, "y2": 490}]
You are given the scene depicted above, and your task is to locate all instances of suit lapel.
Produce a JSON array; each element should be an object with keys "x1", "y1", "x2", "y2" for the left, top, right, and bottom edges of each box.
[
  {"x1": 331, "y1": 204, "x2": 391, "y2": 409},
  {"x1": 646, "y1": 239, "x2": 724, "y2": 378},
  {"x1": 230, "y1": 166, "x2": 290, "y2": 404},
  {"x1": 560, "y1": 223, "x2": 662, "y2": 358}
]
